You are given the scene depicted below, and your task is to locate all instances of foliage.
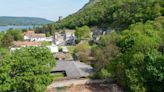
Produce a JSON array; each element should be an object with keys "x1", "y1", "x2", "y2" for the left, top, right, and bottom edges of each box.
[
  {"x1": 0, "y1": 48, "x2": 9, "y2": 59},
  {"x1": 1, "y1": 34, "x2": 14, "y2": 47},
  {"x1": 6, "y1": 29, "x2": 23, "y2": 41},
  {"x1": 48, "y1": 0, "x2": 163, "y2": 30},
  {"x1": 0, "y1": 29, "x2": 24, "y2": 48},
  {"x1": 92, "y1": 68, "x2": 110, "y2": 79},
  {"x1": 75, "y1": 43, "x2": 91, "y2": 62},
  {"x1": 41, "y1": 41, "x2": 51, "y2": 46},
  {"x1": 91, "y1": 16, "x2": 164, "y2": 92},
  {"x1": 75, "y1": 25, "x2": 91, "y2": 43},
  {"x1": 91, "y1": 44, "x2": 119, "y2": 71},
  {"x1": 0, "y1": 47, "x2": 55, "y2": 92}
]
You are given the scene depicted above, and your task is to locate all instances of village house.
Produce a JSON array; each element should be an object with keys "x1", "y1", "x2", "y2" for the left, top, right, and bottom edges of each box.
[
  {"x1": 30, "y1": 34, "x2": 46, "y2": 41},
  {"x1": 64, "y1": 29, "x2": 76, "y2": 45},
  {"x1": 13, "y1": 41, "x2": 41, "y2": 47},
  {"x1": 10, "y1": 41, "x2": 41, "y2": 52},
  {"x1": 46, "y1": 45, "x2": 59, "y2": 53},
  {"x1": 23, "y1": 30, "x2": 35, "y2": 40},
  {"x1": 54, "y1": 29, "x2": 76, "y2": 46},
  {"x1": 11, "y1": 41, "x2": 59, "y2": 54},
  {"x1": 54, "y1": 32, "x2": 65, "y2": 46},
  {"x1": 23, "y1": 30, "x2": 52, "y2": 42}
]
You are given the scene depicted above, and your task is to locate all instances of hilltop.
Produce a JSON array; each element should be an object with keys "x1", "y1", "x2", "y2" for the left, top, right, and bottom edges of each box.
[{"x1": 0, "y1": 16, "x2": 53, "y2": 26}]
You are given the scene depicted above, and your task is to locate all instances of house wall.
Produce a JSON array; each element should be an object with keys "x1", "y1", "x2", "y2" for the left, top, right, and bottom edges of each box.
[
  {"x1": 30, "y1": 37, "x2": 47, "y2": 42},
  {"x1": 24, "y1": 36, "x2": 30, "y2": 40},
  {"x1": 47, "y1": 46, "x2": 59, "y2": 53}
]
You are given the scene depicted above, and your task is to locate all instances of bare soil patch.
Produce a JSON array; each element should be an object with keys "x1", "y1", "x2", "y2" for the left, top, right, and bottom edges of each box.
[{"x1": 47, "y1": 83, "x2": 124, "y2": 92}]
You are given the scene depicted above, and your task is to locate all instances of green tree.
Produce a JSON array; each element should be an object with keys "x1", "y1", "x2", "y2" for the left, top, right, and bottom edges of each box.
[
  {"x1": 75, "y1": 25, "x2": 91, "y2": 43},
  {"x1": 109, "y1": 22, "x2": 163, "y2": 92},
  {"x1": 0, "y1": 47, "x2": 55, "y2": 92},
  {"x1": 1, "y1": 34, "x2": 13, "y2": 47},
  {"x1": 75, "y1": 43, "x2": 91, "y2": 62},
  {"x1": 6, "y1": 29, "x2": 23, "y2": 41}
]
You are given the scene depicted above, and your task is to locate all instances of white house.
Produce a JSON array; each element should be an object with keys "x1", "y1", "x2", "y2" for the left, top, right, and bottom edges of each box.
[
  {"x1": 10, "y1": 41, "x2": 41, "y2": 52},
  {"x1": 23, "y1": 30, "x2": 35, "y2": 40},
  {"x1": 23, "y1": 30, "x2": 51, "y2": 42},
  {"x1": 45, "y1": 37, "x2": 53, "y2": 42},
  {"x1": 30, "y1": 34, "x2": 46, "y2": 42},
  {"x1": 47, "y1": 45, "x2": 59, "y2": 53}
]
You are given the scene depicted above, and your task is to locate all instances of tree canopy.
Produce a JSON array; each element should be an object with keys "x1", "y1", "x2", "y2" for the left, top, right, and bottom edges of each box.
[
  {"x1": 91, "y1": 16, "x2": 164, "y2": 92},
  {"x1": 47, "y1": 0, "x2": 163, "y2": 31},
  {"x1": 75, "y1": 25, "x2": 91, "y2": 43},
  {"x1": 0, "y1": 47, "x2": 55, "y2": 92}
]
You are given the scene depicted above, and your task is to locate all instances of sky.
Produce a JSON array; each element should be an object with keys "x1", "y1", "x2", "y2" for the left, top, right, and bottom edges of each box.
[{"x1": 0, "y1": 0, "x2": 89, "y2": 21}]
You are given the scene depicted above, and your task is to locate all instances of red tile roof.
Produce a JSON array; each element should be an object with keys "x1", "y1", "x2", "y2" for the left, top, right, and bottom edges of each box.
[
  {"x1": 24, "y1": 30, "x2": 35, "y2": 35},
  {"x1": 13, "y1": 41, "x2": 41, "y2": 47},
  {"x1": 24, "y1": 30, "x2": 46, "y2": 38},
  {"x1": 31, "y1": 34, "x2": 46, "y2": 38}
]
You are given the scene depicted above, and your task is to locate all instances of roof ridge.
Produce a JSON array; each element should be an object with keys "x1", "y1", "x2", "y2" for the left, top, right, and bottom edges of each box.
[{"x1": 72, "y1": 61, "x2": 82, "y2": 76}]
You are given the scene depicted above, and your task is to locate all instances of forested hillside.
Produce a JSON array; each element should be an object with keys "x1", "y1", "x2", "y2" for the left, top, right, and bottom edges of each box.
[
  {"x1": 0, "y1": 16, "x2": 53, "y2": 26},
  {"x1": 50, "y1": 0, "x2": 163, "y2": 30}
]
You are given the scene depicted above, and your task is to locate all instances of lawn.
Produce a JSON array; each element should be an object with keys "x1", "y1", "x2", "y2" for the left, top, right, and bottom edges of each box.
[
  {"x1": 67, "y1": 46, "x2": 76, "y2": 54},
  {"x1": 41, "y1": 41, "x2": 51, "y2": 46},
  {"x1": 53, "y1": 73, "x2": 65, "y2": 81}
]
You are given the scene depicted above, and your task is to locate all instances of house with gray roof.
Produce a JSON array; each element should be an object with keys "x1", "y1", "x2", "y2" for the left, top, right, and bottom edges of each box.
[{"x1": 51, "y1": 61, "x2": 94, "y2": 79}]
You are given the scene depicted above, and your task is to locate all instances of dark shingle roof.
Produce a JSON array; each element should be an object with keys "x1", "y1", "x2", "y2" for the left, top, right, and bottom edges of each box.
[{"x1": 51, "y1": 61, "x2": 93, "y2": 79}]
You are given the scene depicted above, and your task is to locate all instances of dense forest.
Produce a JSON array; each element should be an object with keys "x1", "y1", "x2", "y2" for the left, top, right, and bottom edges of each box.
[
  {"x1": 0, "y1": 16, "x2": 53, "y2": 26},
  {"x1": 49, "y1": 0, "x2": 163, "y2": 29}
]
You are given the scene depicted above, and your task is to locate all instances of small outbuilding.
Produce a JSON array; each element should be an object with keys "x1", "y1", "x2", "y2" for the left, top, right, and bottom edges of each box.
[{"x1": 47, "y1": 45, "x2": 59, "y2": 53}]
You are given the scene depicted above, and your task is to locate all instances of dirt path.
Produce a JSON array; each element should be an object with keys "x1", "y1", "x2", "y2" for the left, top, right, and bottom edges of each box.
[
  {"x1": 47, "y1": 79, "x2": 124, "y2": 92},
  {"x1": 48, "y1": 79, "x2": 106, "y2": 88}
]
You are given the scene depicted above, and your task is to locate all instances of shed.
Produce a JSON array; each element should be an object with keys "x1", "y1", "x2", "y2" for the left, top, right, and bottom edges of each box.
[{"x1": 47, "y1": 45, "x2": 59, "y2": 53}]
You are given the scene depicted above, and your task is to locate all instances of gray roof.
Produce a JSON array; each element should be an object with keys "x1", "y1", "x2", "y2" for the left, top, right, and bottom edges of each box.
[{"x1": 51, "y1": 61, "x2": 93, "y2": 79}]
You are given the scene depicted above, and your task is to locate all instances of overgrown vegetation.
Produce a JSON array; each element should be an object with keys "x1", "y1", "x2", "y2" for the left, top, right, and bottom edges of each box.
[
  {"x1": 91, "y1": 16, "x2": 164, "y2": 92},
  {"x1": 75, "y1": 25, "x2": 91, "y2": 43},
  {"x1": 0, "y1": 29, "x2": 23, "y2": 47}
]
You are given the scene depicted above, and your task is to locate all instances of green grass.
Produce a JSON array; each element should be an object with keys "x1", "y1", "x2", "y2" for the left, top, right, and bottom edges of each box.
[
  {"x1": 41, "y1": 41, "x2": 51, "y2": 46},
  {"x1": 53, "y1": 73, "x2": 65, "y2": 81},
  {"x1": 56, "y1": 87, "x2": 68, "y2": 92},
  {"x1": 67, "y1": 46, "x2": 76, "y2": 54}
]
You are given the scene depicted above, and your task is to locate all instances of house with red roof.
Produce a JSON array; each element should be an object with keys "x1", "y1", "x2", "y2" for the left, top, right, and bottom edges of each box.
[{"x1": 23, "y1": 30, "x2": 52, "y2": 42}]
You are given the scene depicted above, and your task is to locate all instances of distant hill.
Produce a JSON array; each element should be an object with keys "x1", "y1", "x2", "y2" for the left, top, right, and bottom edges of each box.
[{"x1": 0, "y1": 16, "x2": 53, "y2": 26}]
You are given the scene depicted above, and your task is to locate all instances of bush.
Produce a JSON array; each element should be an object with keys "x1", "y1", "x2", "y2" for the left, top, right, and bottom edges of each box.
[{"x1": 92, "y1": 68, "x2": 110, "y2": 79}]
